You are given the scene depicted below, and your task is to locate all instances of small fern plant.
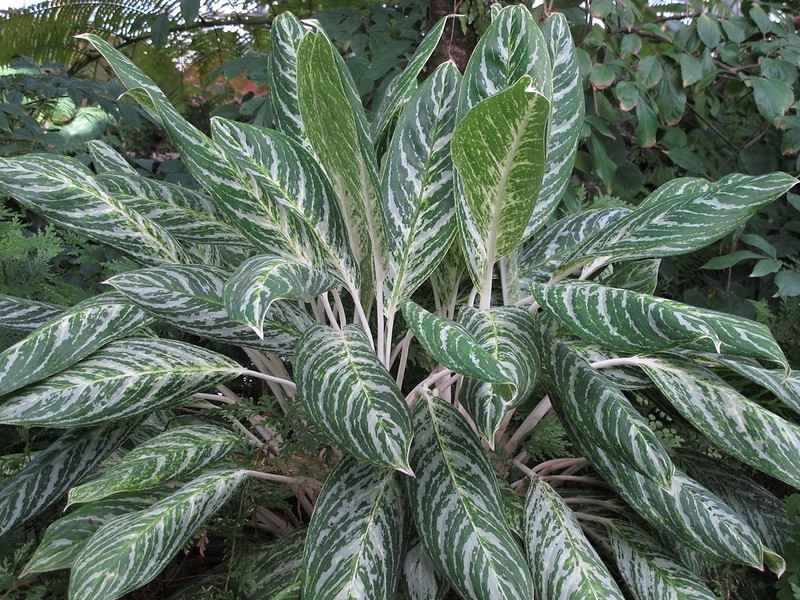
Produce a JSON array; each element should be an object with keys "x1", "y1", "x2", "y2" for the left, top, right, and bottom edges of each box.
[{"x1": 0, "y1": 7, "x2": 798, "y2": 600}]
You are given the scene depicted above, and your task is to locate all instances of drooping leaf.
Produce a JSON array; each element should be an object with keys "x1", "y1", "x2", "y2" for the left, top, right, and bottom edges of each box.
[
  {"x1": 524, "y1": 476, "x2": 625, "y2": 600},
  {"x1": 242, "y1": 528, "x2": 306, "y2": 600},
  {"x1": 302, "y1": 456, "x2": 407, "y2": 600},
  {"x1": 642, "y1": 357, "x2": 800, "y2": 489},
  {"x1": 295, "y1": 324, "x2": 413, "y2": 472},
  {"x1": 0, "y1": 293, "x2": 152, "y2": 397},
  {"x1": 402, "y1": 540, "x2": 449, "y2": 600},
  {"x1": 404, "y1": 395, "x2": 534, "y2": 600},
  {"x1": 0, "y1": 339, "x2": 242, "y2": 428},
  {"x1": 68, "y1": 425, "x2": 240, "y2": 505},
  {"x1": 0, "y1": 294, "x2": 65, "y2": 333},
  {"x1": 68, "y1": 469, "x2": 246, "y2": 600},
  {"x1": 266, "y1": 11, "x2": 310, "y2": 144}
]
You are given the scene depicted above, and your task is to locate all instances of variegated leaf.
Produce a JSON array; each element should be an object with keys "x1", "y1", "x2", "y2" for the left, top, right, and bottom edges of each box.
[
  {"x1": 524, "y1": 13, "x2": 584, "y2": 240},
  {"x1": 243, "y1": 528, "x2": 306, "y2": 600},
  {"x1": 524, "y1": 476, "x2": 625, "y2": 600},
  {"x1": 598, "y1": 259, "x2": 661, "y2": 295},
  {"x1": 532, "y1": 281, "x2": 787, "y2": 368},
  {"x1": 497, "y1": 477, "x2": 524, "y2": 539},
  {"x1": 68, "y1": 425, "x2": 240, "y2": 505},
  {"x1": 370, "y1": 16, "x2": 447, "y2": 146},
  {"x1": 302, "y1": 456, "x2": 406, "y2": 600},
  {"x1": 0, "y1": 339, "x2": 242, "y2": 428},
  {"x1": 456, "y1": 306, "x2": 539, "y2": 444},
  {"x1": 223, "y1": 255, "x2": 337, "y2": 338},
  {"x1": 0, "y1": 294, "x2": 65, "y2": 333},
  {"x1": 295, "y1": 324, "x2": 413, "y2": 472},
  {"x1": 0, "y1": 292, "x2": 153, "y2": 397},
  {"x1": 545, "y1": 335, "x2": 674, "y2": 487},
  {"x1": 430, "y1": 242, "x2": 466, "y2": 318},
  {"x1": 569, "y1": 344, "x2": 651, "y2": 389},
  {"x1": 272, "y1": 583, "x2": 301, "y2": 600},
  {"x1": 267, "y1": 11, "x2": 310, "y2": 144},
  {"x1": 0, "y1": 154, "x2": 189, "y2": 265},
  {"x1": 404, "y1": 395, "x2": 534, "y2": 600},
  {"x1": 382, "y1": 61, "x2": 460, "y2": 311},
  {"x1": 23, "y1": 494, "x2": 161, "y2": 574},
  {"x1": 88, "y1": 140, "x2": 139, "y2": 175},
  {"x1": 453, "y1": 76, "x2": 549, "y2": 296},
  {"x1": 558, "y1": 173, "x2": 797, "y2": 275},
  {"x1": 0, "y1": 422, "x2": 136, "y2": 536},
  {"x1": 106, "y1": 265, "x2": 313, "y2": 354},
  {"x1": 69, "y1": 469, "x2": 246, "y2": 600},
  {"x1": 642, "y1": 357, "x2": 800, "y2": 489},
  {"x1": 400, "y1": 299, "x2": 513, "y2": 388},
  {"x1": 608, "y1": 520, "x2": 719, "y2": 600},
  {"x1": 402, "y1": 540, "x2": 449, "y2": 600}
]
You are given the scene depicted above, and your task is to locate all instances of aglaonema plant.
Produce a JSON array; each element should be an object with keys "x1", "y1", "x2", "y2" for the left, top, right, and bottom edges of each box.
[{"x1": 0, "y1": 6, "x2": 798, "y2": 600}]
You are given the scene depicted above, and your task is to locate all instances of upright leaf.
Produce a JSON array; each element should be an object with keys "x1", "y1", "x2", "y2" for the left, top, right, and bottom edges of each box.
[
  {"x1": 302, "y1": 456, "x2": 406, "y2": 600},
  {"x1": 267, "y1": 11, "x2": 310, "y2": 144}
]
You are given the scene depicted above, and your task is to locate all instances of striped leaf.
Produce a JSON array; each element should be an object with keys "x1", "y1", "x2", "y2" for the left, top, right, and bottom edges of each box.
[
  {"x1": 0, "y1": 422, "x2": 136, "y2": 536},
  {"x1": 558, "y1": 173, "x2": 797, "y2": 274},
  {"x1": 68, "y1": 425, "x2": 240, "y2": 505},
  {"x1": 400, "y1": 299, "x2": 513, "y2": 388},
  {"x1": 608, "y1": 520, "x2": 719, "y2": 600},
  {"x1": 267, "y1": 11, "x2": 310, "y2": 144},
  {"x1": 456, "y1": 307, "x2": 539, "y2": 444},
  {"x1": 0, "y1": 339, "x2": 242, "y2": 428},
  {"x1": 532, "y1": 281, "x2": 787, "y2": 368},
  {"x1": 223, "y1": 255, "x2": 337, "y2": 338},
  {"x1": 524, "y1": 476, "x2": 625, "y2": 600},
  {"x1": 0, "y1": 294, "x2": 64, "y2": 333},
  {"x1": 381, "y1": 61, "x2": 460, "y2": 311},
  {"x1": 243, "y1": 528, "x2": 305, "y2": 600},
  {"x1": 642, "y1": 357, "x2": 800, "y2": 489},
  {"x1": 453, "y1": 76, "x2": 549, "y2": 296},
  {"x1": 106, "y1": 265, "x2": 313, "y2": 354},
  {"x1": 68, "y1": 469, "x2": 246, "y2": 600},
  {"x1": 302, "y1": 456, "x2": 407, "y2": 600},
  {"x1": 404, "y1": 395, "x2": 534, "y2": 600},
  {"x1": 295, "y1": 324, "x2": 413, "y2": 472},
  {"x1": 23, "y1": 494, "x2": 161, "y2": 574},
  {"x1": 0, "y1": 154, "x2": 189, "y2": 266},
  {"x1": 524, "y1": 13, "x2": 584, "y2": 240},
  {"x1": 0, "y1": 292, "x2": 152, "y2": 397},
  {"x1": 370, "y1": 16, "x2": 447, "y2": 146},
  {"x1": 402, "y1": 540, "x2": 449, "y2": 600},
  {"x1": 430, "y1": 242, "x2": 466, "y2": 317},
  {"x1": 88, "y1": 140, "x2": 138, "y2": 175},
  {"x1": 569, "y1": 344, "x2": 651, "y2": 390},
  {"x1": 545, "y1": 335, "x2": 674, "y2": 488},
  {"x1": 598, "y1": 259, "x2": 661, "y2": 295}
]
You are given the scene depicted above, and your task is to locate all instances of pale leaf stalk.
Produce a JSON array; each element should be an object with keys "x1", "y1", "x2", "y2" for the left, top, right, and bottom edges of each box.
[
  {"x1": 405, "y1": 367, "x2": 455, "y2": 404},
  {"x1": 237, "y1": 368, "x2": 298, "y2": 394},
  {"x1": 512, "y1": 458, "x2": 538, "y2": 480},
  {"x1": 504, "y1": 395, "x2": 552, "y2": 456},
  {"x1": 590, "y1": 356, "x2": 644, "y2": 369},
  {"x1": 376, "y1": 284, "x2": 386, "y2": 365},
  {"x1": 542, "y1": 474, "x2": 607, "y2": 487},
  {"x1": 573, "y1": 512, "x2": 612, "y2": 525},
  {"x1": 562, "y1": 497, "x2": 622, "y2": 513},
  {"x1": 320, "y1": 293, "x2": 342, "y2": 330},
  {"x1": 533, "y1": 457, "x2": 588, "y2": 476},
  {"x1": 347, "y1": 283, "x2": 374, "y2": 351},
  {"x1": 253, "y1": 506, "x2": 295, "y2": 537},
  {"x1": 195, "y1": 388, "x2": 280, "y2": 449},
  {"x1": 243, "y1": 469, "x2": 312, "y2": 487},
  {"x1": 309, "y1": 297, "x2": 326, "y2": 323},
  {"x1": 329, "y1": 287, "x2": 347, "y2": 329}
]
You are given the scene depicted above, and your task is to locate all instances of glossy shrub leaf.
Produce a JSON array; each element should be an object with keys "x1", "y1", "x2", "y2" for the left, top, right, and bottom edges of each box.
[
  {"x1": 404, "y1": 394, "x2": 534, "y2": 600},
  {"x1": 532, "y1": 281, "x2": 787, "y2": 368},
  {"x1": 0, "y1": 293, "x2": 152, "y2": 397},
  {"x1": 642, "y1": 357, "x2": 800, "y2": 489},
  {"x1": 403, "y1": 540, "x2": 449, "y2": 600},
  {"x1": 0, "y1": 339, "x2": 242, "y2": 428},
  {"x1": 382, "y1": 62, "x2": 460, "y2": 311},
  {"x1": 302, "y1": 456, "x2": 406, "y2": 600},
  {"x1": 400, "y1": 299, "x2": 513, "y2": 388},
  {"x1": 524, "y1": 476, "x2": 625, "y2": 600},
  {"x1": 68, "y1": 425, "x2": 240, "y2": 505},
  {"x1": 545, "y1": 335, "x2": 673, "y2": 488},
  {"x1": 223, "y1": 254, "x2": 337, "y2": 338},
  {"x1": 453, "y1": 75, "x2": 549, "y2": 295},
  {"x1": 267, "y1": 11, "x2": 310, "y2": 144},
  {"x1": 0, "y1": 422, "x2": 136, "y2": 536},
  {"x1": 69, "y1": 469, "x2": 246, "y2": 600},
  {"x1": 295, "y1": 324, "x2": 413, "y2": 472},
  {"x1": 608, "y1": 520, "x2": 719, "y2": 600},
  {"x1": 0, "y1": 294, "x2": 65, "y2": 333}
]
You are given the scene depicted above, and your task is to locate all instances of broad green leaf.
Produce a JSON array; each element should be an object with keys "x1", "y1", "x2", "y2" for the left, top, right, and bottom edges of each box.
[
  {"x1": 381, "y1": 62, "x2": 460, "y2": 311},
  {"x1": 69, "y1": 469, "x2": 246, "y2": 600},
  {"x1": 545, "y1": 335, "x2": 673, "y2": 488},
  {"x1": 23, "y1": 494, "x2": 160, "y2": 574},
  {"x1": 642, "y1": 357, "x2": 800, "y2": 489},
  {"x1": 403, "y1": 540, "x2": 449, "y2": 600},
  {"x1": 107, "y1": 265, "x2": 313, "y2": 354},
  {"x1": 531, "y1": 281, "x2": 787, "y2": 368},
  {"x1": 524, "y1": 476, "x2": 625, "y2": 600},
  {"x1": 223, "y1": 255, "x2": 337, "y2": 338},
  {"x1": 0, "y1": 422, "x2": 136, "y2": 536},
  {"x1": 0, "y1": 339, "x2": 242, "y2": 428},
  {"x1": 267, "y1": 12, "x2": 310, "y2": 144},
  {"x1": 456, "y1": 307, "x2": 539, "y2": 444},
  {"x1": 242, "y1": 528, "x2": 305, "y2": 600},
  {"x1": 400, "y1": 299, "x2": 513, "y2": 388},
  {"x1": 524, "y1": 13, "x2": 584, "y2": 240},
  {"x1": 302, "y1": 456, "x2": 406, "y2": 600},
  {"x1": 295, "y1": 324, "x2": 413, "y2": 472},
  {"x1": 0, "y1": 154, "x2": 189, "y2": 266},
  {"x1": 0, "y1": 294, "x2": 65, "y2": 333},
  {"x1": 608, "y1": 520, "x2": 719, "y2": 600},
  {"x1": 558, "y1": 173, "x2": 797, "y2": 275},
  {"x1": 749, "y1": 77, "x2": 793, "y2": 123},
  {"x1": 453, "y1": 76, "x2": 549, "y2": 295},
  {"x1": 0, "y1": 293, "x2": 152, "y2": 397},
  {"x1": 68, "y1": 425, "x2": 239, "y2": 505},
  {"x1": 404, "y1": 395, "x2": 534, "y2": 600},
  {"x1": 88, "y1": 140, "x2": 138, "y2": 175}
]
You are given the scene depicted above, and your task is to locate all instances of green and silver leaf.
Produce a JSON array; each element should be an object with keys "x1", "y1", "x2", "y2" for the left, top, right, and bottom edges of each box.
[
  {"x1": 0, "y1": 294, "x2": 65, "y2": 333},
  {"x1": 403, "y1": 540, "x2": 449, "y2": 600},
  {"x1": 243, "y1": 528, "x2": 305, "y2": 600},
  {"x1": 88, "y1": 140, "x2": 139, "y2": 175},
  {"x1": 267, "y1": 11, "x2": 310, "y2": 145}
]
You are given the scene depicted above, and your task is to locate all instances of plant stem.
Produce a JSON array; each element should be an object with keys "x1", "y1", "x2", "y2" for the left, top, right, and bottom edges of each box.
[
  {"x1": 320, "y1": 293, "x2": 341, "y2": 329},
  {"x1": 330, "y1": 287, "x2": 347, "y2": 328},
  {"x1": 572, "y1": 512, "x2": 612, "y2": 525},
  {"x1": 533, "y1": 457, "x2": 588, "y2": 476},
  {"x1": 237, "y1": 368, "x2": 297, "y2": 393},
  {"x1": 504, "y1": 395, "x2": 552, "y2": 456}
]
